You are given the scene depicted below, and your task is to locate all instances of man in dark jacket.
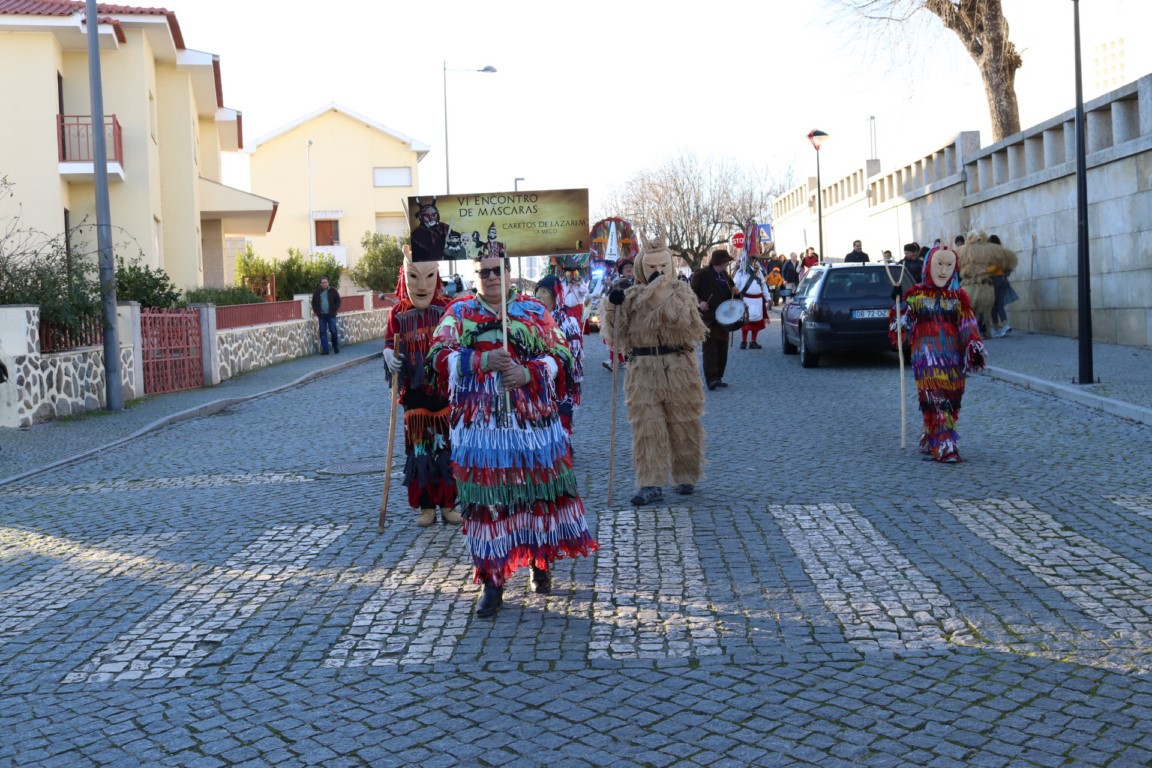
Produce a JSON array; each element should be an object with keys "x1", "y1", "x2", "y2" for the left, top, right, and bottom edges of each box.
[
  {"x1": 311, "y1": 277, "x2": 341, "y2": 354},
  {"x1": 844, "y1": 239, "x2": 870, "y2": 263},
  {"x1": 900, "y1": 242, "x2": 924, "y2": 284},
  {"x1": 690, "y1": 249, "x2": 736, "y2": 390}
]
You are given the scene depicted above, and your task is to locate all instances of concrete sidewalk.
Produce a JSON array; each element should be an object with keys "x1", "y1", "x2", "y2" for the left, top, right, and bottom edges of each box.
[
  {"x1": 2, "y1": 330, "x2": 1149, "y2": 487},
  {"x1": 0, "y1": 340, "x2": 383, "y2": 486}
]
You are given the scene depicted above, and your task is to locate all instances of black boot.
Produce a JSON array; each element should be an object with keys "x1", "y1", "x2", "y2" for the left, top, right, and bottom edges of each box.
[
  {"x1": 476, "y1": 581, "x2": 504, "y2": 618},
  {"x1": 529, "y1": 565, "x2": 552, "y2": 594}
]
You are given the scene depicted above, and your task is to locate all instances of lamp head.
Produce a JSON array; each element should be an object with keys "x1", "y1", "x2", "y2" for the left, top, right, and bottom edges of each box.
[{"x1": 808, "y1": 129, "x2": 829, "y2": 150}]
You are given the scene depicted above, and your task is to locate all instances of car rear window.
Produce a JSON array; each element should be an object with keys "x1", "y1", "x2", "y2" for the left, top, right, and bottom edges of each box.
[{"x1": 821, "y1": 269, "x2": 902, "y2": 300}]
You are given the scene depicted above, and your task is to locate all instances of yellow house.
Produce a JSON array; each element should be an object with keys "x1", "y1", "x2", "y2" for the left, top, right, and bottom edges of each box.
[
  {"x1": 246, "y1": 103, "x2": 429, "y2": 273},
  {"x1": 0, "y1": 1, "x2": 276, "y2": 291}
]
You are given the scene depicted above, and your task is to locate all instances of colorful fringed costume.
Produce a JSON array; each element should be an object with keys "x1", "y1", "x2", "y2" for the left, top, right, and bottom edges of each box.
[
  {"x1": 534, "y1": 275, "x2": 583, "y2": 433},
  {"x1": 610, "y1": 244, "x2": 708, "y2": 491},
  {"x1": 384, "y1": 274, "x2": 457, "y2": 511},
  {"x1": 890, "y1": 247, "x2": 986, "y2": 463},
  {"x1": 427, "y1": 291, "x2": 597, "y2": 586}
]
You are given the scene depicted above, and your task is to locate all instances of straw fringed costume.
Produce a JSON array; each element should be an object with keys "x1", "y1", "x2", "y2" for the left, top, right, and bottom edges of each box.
[
  {"x1": 890, "y1": 247, "x2": 986, "y2": 463},
  {"x1": 384, "y1": 269, "x2": 457, "y2": 512},
  {"x1": 428, "y1": 291, "x2": 597, "y2": 586},
  {"x1": 613, "y1": 247, "x2": 708, "y2": 490},
  {"x1": 958, "y1": 230, "x2": 1018, "y2": 333}
]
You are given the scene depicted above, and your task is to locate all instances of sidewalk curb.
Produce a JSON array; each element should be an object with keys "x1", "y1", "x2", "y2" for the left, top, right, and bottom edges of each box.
[
  {"x1": 985, "y1": 365, "x2": 1152, "y2": 427},
  {"x1": 0, "y1": 352, "x2": 380, "y2": 488}
]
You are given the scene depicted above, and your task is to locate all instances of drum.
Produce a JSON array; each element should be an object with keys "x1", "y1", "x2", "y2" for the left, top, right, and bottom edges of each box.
[{"x1": 714, "y1": 299, "x2": 748, "y2": 332}]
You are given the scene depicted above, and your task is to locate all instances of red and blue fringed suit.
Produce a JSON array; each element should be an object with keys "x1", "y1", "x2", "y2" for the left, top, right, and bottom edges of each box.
[
  {"x1": 428, "y1": 292, "x2": 598, "y2": 586},
  {"x1": 385, "y1": 297, "x2": 457, "y2": 510},
  {"x1": 890, "y1": 272, "x2": 986, "y2": 463},
  {"x1": 549, "y1": 305, "x2": 583, "y2": 433}
]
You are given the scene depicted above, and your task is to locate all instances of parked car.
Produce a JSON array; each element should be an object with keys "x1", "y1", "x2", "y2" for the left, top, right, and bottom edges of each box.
[{"x1": 780, "y1": 263, "x2": 917, "y2": 368}]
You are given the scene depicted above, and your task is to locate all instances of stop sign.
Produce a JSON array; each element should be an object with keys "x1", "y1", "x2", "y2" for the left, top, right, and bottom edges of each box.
[{"x1": 731, "y1": 232, "x2": 745, "y2": 249}]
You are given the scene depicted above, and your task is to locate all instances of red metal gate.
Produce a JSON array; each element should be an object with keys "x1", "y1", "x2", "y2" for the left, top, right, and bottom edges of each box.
[{"x1": 141, "y1": 308, "x2": 204, "y2": 394}]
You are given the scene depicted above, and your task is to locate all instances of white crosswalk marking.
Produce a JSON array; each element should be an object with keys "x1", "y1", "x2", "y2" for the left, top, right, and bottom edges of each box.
[
  {"x1": 63, "y1": 524, "x2": 346, "y2": 682},
  {"x1": 767, "y1": 503, "x2": 970, "y2": 652},
  {"x1": 589, "y1": 508, "x2": 721, "y2": 660},
  {"x1": 940, "y1": 498, "x2": 1152, "y2": 650},
  {"x1": 0, "y1": 530, "x2": 184, "y2": 639},
  {"x1": 324, "y1": 526, "x2": 472, "y2": 668}
]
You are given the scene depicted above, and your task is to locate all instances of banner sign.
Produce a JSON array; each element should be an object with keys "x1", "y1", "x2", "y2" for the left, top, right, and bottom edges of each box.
[{"x1": 407, "y1": 188, "x2": 589, "y2": 260}]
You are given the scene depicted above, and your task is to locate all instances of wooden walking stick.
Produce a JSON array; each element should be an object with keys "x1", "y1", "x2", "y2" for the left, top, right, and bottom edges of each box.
[
  {"x1": 377, "y1": 338, "x2": 403, "y2": 532},
  {"x1": 882, "y1": 262, "x2": 907, "y2": 449},
  {"x1": 607, "y1": 298, "x2": 621, "y2": 504}
]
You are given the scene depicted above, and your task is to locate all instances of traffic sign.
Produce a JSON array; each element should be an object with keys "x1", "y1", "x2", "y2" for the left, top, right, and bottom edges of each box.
[{"x1": 731, "y1": 232, "x2": 745, "y2": 249}]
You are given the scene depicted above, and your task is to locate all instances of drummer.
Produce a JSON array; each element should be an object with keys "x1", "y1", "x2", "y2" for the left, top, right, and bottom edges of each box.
[{"x1": 690, "y1": 249, "x2": 737, "y2": 391}]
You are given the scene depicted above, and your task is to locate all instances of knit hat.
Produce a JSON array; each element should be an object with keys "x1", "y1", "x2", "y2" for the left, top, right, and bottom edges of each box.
[{"x1": 535, "y1": 274, "x2": 562, "y2": 302}]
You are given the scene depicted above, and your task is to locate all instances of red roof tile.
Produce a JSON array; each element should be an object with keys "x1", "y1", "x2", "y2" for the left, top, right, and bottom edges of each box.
[{"x1": 0, "y1": 0, "x2": 184, "y2": 49}]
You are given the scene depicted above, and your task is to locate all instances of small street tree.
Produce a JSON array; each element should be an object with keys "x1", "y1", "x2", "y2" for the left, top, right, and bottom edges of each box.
[
  {"x1": 600, "y1": 152, "x2": 792, "y2": 272},
  {"x1": 348, "y1": 232, "x2": 407, "y2": 294}
]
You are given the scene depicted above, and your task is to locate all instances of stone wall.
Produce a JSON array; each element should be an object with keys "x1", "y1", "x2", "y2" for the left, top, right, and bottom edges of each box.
[
  {"x1": 0, "y1": 305, "x2": 140, "y2": 428},
  {"x1": 1, "y1": 301, "x2": 389, "y2": 429}
]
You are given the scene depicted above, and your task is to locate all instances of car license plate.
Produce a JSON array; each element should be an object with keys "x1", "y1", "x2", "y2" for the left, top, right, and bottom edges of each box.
[{"x1": 853, "y1": 309, "x2": 888, "y2": 319}]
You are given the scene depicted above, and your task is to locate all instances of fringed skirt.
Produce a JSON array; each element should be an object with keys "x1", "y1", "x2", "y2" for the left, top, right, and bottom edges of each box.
[{"x1": 402, "y1": 405, "x2": 457, "y2": 509}]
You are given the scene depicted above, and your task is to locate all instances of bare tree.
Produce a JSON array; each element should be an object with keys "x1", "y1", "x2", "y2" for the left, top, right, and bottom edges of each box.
[
  {"x1": 833, "y1": 0, "x2": 1023, "y2": 140},
  {"x1": 600, "y1": 152, "x2": 792, "y2": 272}
]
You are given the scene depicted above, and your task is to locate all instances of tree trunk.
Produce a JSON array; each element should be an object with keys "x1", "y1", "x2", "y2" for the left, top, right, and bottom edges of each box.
[{"x1": 925, "y1": 0, "x2": 1023, "y2": 141}]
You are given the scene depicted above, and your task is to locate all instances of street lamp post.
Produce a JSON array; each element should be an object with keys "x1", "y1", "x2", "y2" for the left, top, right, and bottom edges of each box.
[
  {"x1": 306, "y1": 138, "x2": 314, "y2": 254},
  {"x1": 808, "y1": 130, "x2": 829, "y2": 260},
  {"x1": 442, "y1": 61, "x2": 497, "y2": 194},
  {"x1": 1072, "y1": 0, "x2": 1094, "y2": 384}
]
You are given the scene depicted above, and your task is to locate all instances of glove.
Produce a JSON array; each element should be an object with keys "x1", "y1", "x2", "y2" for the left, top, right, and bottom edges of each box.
[
  {"x1": 608, "y1": 288, "x2": 625, "y2": 306},
  {"x1": 891, "y1": 285, "x2": 903, "y2": 301},
  {"x1": 383, "y1": 347, "x2": 404, "y2": 374}
]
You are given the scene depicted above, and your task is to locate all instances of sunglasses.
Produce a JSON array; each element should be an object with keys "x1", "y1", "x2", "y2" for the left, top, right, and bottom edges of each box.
[{"x1": 478, "y1": 266, "x2": 503, "y2": 279}]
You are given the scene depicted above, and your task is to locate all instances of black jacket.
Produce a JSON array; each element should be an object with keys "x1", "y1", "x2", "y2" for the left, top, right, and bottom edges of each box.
[{"x1": 311, "y1": 287, "x2": 341, "y2": 315}]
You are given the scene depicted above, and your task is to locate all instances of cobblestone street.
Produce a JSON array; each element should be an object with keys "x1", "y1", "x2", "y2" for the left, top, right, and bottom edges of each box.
[{"x1": 3, "y1": 330, "x2": 1152, "y2": 767}]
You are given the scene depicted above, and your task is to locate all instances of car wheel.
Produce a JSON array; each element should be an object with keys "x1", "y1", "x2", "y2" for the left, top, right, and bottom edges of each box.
[
  {"x1": 799, "y1": 327, "x2": 819, "y2": 368},
  {"x1": 782, "y1": 320, "x2": 797, "y2": 354}
]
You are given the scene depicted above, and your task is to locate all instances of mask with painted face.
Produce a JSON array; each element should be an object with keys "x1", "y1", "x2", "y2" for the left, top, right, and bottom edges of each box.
[
  {"x1": 405, "y1": 260, "x2": 440, "y2": 309},
  {"x1": 928, "y1": 247, "x2": 959, "y2": 289}
]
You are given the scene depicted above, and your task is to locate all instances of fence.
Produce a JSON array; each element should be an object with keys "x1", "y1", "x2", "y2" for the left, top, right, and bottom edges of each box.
[
  {"x1": 39, "y1": 315, "x2": 104, "y2": 353},
  {"x1": 140, "y1": 308, "x2": 203, "y2": 394},
  {"x1": 216, "y1": 300, "x2": 302, "y2": 330}
]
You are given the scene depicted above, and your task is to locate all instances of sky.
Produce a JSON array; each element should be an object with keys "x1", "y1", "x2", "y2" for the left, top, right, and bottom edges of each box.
[{"x1": 168, "y1": 0, "x2": 1152, "y2": 215}]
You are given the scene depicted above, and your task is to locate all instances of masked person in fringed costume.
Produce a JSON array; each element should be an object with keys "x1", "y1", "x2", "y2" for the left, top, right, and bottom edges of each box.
[
  {"x1": 427, "y1": 251, "x2": 597, "y2": 618},
  {"x1": 533, "y1": 274, "x2": 583, "y2": 434},
  {"x1": 382, "y1": 246, "x2": 460, "y2": 527},
  {"x1": 605, "y1": 236, "x2": 708, "y2": 506},
  {"x1": 958, "y1": 230, "x2": 1019, "y2": 338},
  {"x1": 890, "y1": 245, "x2": 986, "y2": 463}
]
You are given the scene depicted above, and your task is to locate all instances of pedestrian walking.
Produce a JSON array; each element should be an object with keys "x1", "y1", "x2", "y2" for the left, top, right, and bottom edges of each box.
[
  {"x1": 690, "y1": 249, "x2": 737, "y2": 390},
  {"x1": 427, "y1": 253, "x2": 597, "y2": 618},
  {"x1": 605, "y1": 235, "x2": 707, "y2": 506},
  {"x1": 890, "y1": 246, "x2": 986, "y2": 463},
  {"x1": 382, "y1": 247, "x2": 459, "y2": 528}
]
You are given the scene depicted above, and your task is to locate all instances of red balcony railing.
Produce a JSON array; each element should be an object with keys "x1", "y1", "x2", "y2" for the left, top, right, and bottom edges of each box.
[
  {"x1": 58, "y1": 114, "x2": 124, "y2": 165},
  {"x1": 216, "y1": 300, "x2": 302, "y2": 330}
]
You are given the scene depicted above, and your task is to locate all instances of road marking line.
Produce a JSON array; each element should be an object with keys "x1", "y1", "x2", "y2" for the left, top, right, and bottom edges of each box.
[
  {"x1": 0, "y1": 531, "x2": 184, "y2": 639},
  {"x1": 0, "y1": 472, "x2": 313, "y2": 498},
  {"x1": 63, "y1": 524, "x2": 346, "y2": 683},
  {"x1": 767, "y1": 503, "x2": 967, "y2": 652},
  {"x1": 589, "y1": 507, "x2": 721, "y2": 660}
]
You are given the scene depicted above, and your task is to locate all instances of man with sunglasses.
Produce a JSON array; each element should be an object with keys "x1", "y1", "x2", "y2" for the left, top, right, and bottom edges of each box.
[{"x1": 427, "y1": 254, "x2": 598, "y2": 618}]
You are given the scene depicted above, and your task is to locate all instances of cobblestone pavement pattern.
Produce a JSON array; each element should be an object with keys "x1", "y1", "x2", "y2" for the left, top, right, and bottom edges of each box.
[{"x1": 2, "y1": 328, "x2": 1152, "y2": 767}]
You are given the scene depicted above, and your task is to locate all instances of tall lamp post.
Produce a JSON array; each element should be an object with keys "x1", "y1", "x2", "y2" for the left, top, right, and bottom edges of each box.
[
  {"x1": 1072, "y1": 0, "x2": 1094, "y2": 384},
  {"x1": 442, "y1": 61, "x2": 497, "y2": 194},
  {"x1": 808, "y1": 130, "x2": 829, "y2": 260},
  {"x1": 306, "y1": 138, "x2": 314, "y2": 253}
]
